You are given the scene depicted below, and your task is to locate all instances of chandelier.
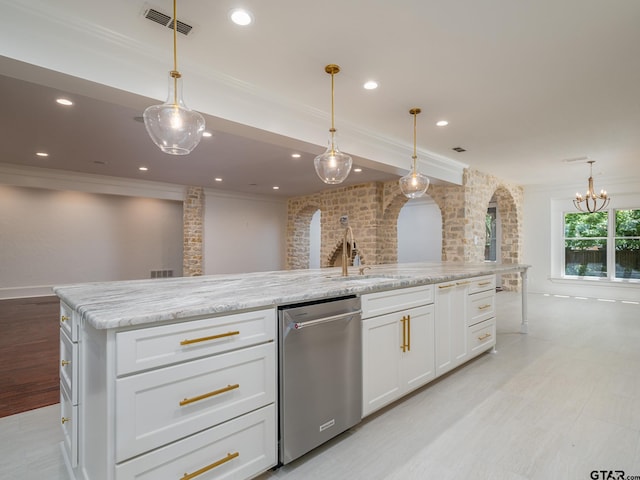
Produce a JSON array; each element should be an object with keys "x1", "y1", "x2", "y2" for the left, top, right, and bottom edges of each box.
[{"x1": 573, "y1": 160, "x2": 610, "y2": 213}]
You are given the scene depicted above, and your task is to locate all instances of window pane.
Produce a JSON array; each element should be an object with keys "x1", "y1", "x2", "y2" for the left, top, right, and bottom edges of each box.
[
  {"x1": 565, "y1": 240, "x2": 607, "y2": 277},
  {"x1": 615, "y1": 209, "x2": 640, "y2": 236},
  {"x1": 564, "y1": 212, "x2": 608, "y2": 238},
  {"x1": 615, "y1": 238, "x2": 640, "y2": 279}
]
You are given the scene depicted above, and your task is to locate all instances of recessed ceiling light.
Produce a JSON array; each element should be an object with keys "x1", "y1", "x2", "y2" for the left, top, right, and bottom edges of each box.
[
  {"x1": 139, "y1": 166, "x2": 148, "y2": 171},
  {"x1": 56, "y1": 98, "x2": 73, "y2": 106},
  {"x1": 291, "y1": 153, "x2": 301, "y2": 158},
  {"x1": 273, "y1": 186, "x2": 280, "y2": 190},
  {"x1": 363, "y1": 81, "x2": 378, "y2": 90},
  {"x1": 354, "y1": 168, "x2": 363, "y2": 173},
  {"x1": 36, "y1": 152, "x2": 49, "y2": 157},
  {"x1": 214, "y1": 177, "x2": 222, "y2": 182},
  {"x1": 202, "y1": 131, "x2": 213, "y2": 138},
  {"x1": 230, "y1": 9, "x2": 253, "y2": 26},
  {"x1": 436, "y1": 120, "x2": 449, "y2": 127}
]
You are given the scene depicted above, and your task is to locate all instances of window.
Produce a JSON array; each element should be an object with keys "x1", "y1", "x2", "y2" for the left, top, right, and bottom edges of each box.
[
  {"x1": 563, "y1": 209, "x2": 640, "y2": 280},
  {"x1": 615, "y1": 209, "x2": 640, "y2": 279},
  {"x1": 564, "y1": 211, "x2": 607, "y2": 277}
]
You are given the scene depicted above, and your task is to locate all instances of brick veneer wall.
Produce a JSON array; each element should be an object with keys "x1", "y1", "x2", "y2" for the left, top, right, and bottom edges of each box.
[
  {"x1": 183, "y1": 186, "x2": 204, "y2": 277},
  {"x1": 286, "y1": 168, "x2": 524, "y2": 291}
]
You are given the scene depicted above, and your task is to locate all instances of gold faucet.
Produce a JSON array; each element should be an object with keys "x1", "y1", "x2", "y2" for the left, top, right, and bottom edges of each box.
[
  {"x1": 358, "y1": 266, "x2": 372, "y2": 276},
  {"x1": 342, "y1": 226, "x2": 354, "y2": 276}
]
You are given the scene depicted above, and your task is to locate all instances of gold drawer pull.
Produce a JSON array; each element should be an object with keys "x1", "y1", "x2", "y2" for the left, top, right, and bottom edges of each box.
[
  {"x1": 478, "y1": 281, "x2": 492, "y2": 286},
  {"x1": 456, "y1": 281, "x2": 471, "y2": 286},
  {"x1": 61, "y1": 417, "x2": 70, "y2": 424},
  {"x1": 180, "y1": 331, "x2": 240, "y2": 346},
  {"x1": 477, "y1": 333, "x2": 492, "y2": 341},
  {"x1": 438, "y1": 284, "x2": 455, "y2": 289},
  {"x1": 61, "y1": 360, "x2": 71, "y2": 367},
  {"x1": 181, "y1": 452, "x2": 239, "y2": 480},
  {"x1": 478, "y1": 304, "x2": 492, "y2": 310},
  {"x1": 60, "y1": 315, "x2": 69, "y2": 322},
  {"x1": 180, "y1": 384, "x2": 239, "y2": 407}
]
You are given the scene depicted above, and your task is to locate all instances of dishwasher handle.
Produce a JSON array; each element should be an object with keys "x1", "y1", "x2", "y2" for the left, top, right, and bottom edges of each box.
[{"x1": 292, "y1": 310, "x2": 362, "y2": 330}]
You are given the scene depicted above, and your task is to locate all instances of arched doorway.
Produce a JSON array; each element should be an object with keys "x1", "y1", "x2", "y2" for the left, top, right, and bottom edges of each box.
[
  {"x1": 397, "y1": 196, "x2": 443, "y2": 262},
  {"x1": 486, "y1": 186, "x2": 520, "y2": 290},
  {"x1": 286, "y1": 204, "x2": 321, "y2": 270}
]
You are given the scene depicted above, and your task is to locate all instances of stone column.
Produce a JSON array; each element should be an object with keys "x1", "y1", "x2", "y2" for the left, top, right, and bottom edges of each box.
[{"x1": 183, "y1": 186, "x2": 204, "y2": 276}]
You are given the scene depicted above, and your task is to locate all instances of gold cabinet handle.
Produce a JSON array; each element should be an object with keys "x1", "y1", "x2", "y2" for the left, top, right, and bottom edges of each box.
[
  {"x1": 478, "y1": 281, "x2": 492, "y2": 286},
  {"x1": 181, "y1": 452, "x2": 239, "y2": 480},
  {"x1": 61, "y1": 360, "x2": 71, "y2": 367},
  {"x1": 478, "y1": 304, "x2": 492, "y2": 310},
  {"x1": 180, "y1": 384, "x2": 239, "y2": 407},
  {"x1": 60, "y1": 315, "x2": 69, "y2": 322},
  {"x1": 61, "y1": 417, "x2": 70, "y2": 424},
  {"x1": 456, "y1": 281, "x2": 471, "y2": 286},
  {"x1": 438, "y1": 284, "x2": 455, "y2": 289},
  {"x1": 407, "y1": 314, "x2": 411, "y2": 351},
  {"x1": 400, "y1": 316, "x2": 407, "y2": 352},
  {"x1": 478, "y1": 333, "x2": 491, "y2": 341},
  {"x1": 180, "y1": 331, "x2": 240, "y2": 346}
]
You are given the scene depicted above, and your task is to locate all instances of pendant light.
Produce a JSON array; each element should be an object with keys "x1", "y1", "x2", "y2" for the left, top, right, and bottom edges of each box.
[
  {"x1": 399, "y1": 108, "x2": 430, "y2": 198},
  {"x1": 314, "y1": 64, "x2": 352, "y2": 184},
  {"x1": 143, "y1": 0, "x2": 205, "y2": 155},
  {"x1": 573, "y1": 160, "x2": 610, "y2": 212}
]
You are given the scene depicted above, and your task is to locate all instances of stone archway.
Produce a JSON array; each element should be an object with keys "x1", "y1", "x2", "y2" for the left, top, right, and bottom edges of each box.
[
  {"x1": 491, "y1": 186, "x2": 521, "y2": 290},
  {"x1": 286, "y1": 203, "x2": 321, "y2": 270}
]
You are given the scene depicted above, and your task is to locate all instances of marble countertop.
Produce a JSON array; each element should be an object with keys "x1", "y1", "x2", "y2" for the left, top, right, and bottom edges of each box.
[{"x1": 53, "y1": 262, "x2": 529, "y2": 330}]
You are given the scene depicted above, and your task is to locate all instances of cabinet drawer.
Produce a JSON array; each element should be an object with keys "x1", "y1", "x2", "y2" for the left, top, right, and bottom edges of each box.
[
  {"x1": 468, "y1": 318, "x2": 496, "y2": 357},
  {"x1": 115, "y1": 343, "x2": 276, "y2": 462},
  {"x1": 115, "y1": 404, "x2": 276, "y2": 480},
  {"x1": 60, "y1": 330, "x2": 78, "y2": 404},
  {"x1": 116, "y1": 308, "x2": 276, "y2": 375},
  {"x1": 361, "y1": 285, "x2": 434, "y2": 318},
  {"x1": 468, "y1": 275, "x2": 496, "y2": 294},
  {"x1": 59, "y1": 302, "x2": 77, "y2": 342},
  {"x1": 467, "y1": 289, "x2": 495, "y2": 326},
  {"x1": 60, "y1": 383, "x2": 78, "y2": 468}
]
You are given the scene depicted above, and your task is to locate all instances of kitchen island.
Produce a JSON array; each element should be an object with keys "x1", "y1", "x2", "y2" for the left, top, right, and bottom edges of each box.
[{"x1": 54, "y1": 262, "x2": 528, "y2": 480}]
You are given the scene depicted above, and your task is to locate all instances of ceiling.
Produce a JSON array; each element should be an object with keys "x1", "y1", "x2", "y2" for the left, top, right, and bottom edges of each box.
[{"x1": 2, "y1": 0, "x2": 640, "y2": 196}]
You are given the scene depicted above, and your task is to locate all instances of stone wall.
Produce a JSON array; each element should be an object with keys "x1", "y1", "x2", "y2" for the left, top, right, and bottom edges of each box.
[
  {"x1": 286, "y1": 168, "x2": 524, "y2": 291},
  {"x1": 183, "y1": 186, "x2": 204, "y2": 277}
]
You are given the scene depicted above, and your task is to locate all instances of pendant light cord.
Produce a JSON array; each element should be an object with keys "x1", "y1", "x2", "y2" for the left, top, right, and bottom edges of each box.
[{"x1": 171, "y1": 0, "x2": 180, "y2": 105}]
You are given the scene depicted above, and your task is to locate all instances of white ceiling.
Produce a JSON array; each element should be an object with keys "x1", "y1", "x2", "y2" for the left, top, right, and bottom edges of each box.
[{"x1": 2, "y1": 0, "x2": 640, "y2": 195}]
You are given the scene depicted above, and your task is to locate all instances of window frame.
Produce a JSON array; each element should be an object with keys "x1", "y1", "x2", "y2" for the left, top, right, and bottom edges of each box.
[{"x1": 561, "y1": 207, "x2": 640, "y2": 282}]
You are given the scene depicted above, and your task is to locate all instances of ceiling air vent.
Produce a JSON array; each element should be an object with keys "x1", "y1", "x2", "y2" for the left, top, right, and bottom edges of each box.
[
  {"x1": 143, "y1": 7, "x2": 193, "y2": 35},
  {"x1": 452, "y1": 147, "x2": 467, "y2": 153}
]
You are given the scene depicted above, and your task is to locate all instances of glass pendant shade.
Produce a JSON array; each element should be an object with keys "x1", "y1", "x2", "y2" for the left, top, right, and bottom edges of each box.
[
  {"x1": 314, "y1": 130, "x2": 352, "y2": 184},
  {"x1": 143, "y1": 72, "x2": 205, "y2": 155},
  {"x1": 399, "y1": 107, "x2": 430, "y2": 198},
  {"x1": 399, "y1": 161, "x2": 430, "y2": 198}
]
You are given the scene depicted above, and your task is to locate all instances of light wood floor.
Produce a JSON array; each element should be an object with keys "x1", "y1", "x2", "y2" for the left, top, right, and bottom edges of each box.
[{"x1": 2, "y1": 292, "x2": 639, "y2": 480}]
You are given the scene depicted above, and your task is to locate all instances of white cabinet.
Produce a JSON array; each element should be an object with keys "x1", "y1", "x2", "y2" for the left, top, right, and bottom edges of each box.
[
  {"x1": 434, "y1": 280, "x2": 469, "y2": 376},
  {"x1": 62, "y1": 307, "x2": 277, "y2": 480},
  {"x1": 59, "y1": 302, "x2": 79, "y2": 468},
  {"x1": 435, "y1": 275, "x2": 497, "y2": 376},
  {"x1": 362, "y1": 286, "x2": 435, "y2": 416}
]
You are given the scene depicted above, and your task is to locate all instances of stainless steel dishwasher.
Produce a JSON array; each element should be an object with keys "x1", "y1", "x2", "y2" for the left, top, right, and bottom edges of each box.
[{"x1": 278, "y1": 295, "x2": 362, "y2": 464}]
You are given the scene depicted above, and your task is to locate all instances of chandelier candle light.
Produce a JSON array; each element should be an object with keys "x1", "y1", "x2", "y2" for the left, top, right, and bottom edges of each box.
[
  {"x1": 143, "y1": 0, "x2": 205, "y2": 155},
  {"x1": 399, "y1": 108, "x2": 430, "y2": 198},
  {"x1": 573, "y1": 160, "x2": 610, "y2": 213},
  {"x1": 314, "y1": 64, "x2": 352, "y2": 184}
]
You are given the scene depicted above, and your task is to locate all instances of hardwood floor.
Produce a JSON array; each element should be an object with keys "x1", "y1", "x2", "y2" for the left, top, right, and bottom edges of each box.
[{"x1": 0, "y1": 296, "x2": 60, "y2": 418}]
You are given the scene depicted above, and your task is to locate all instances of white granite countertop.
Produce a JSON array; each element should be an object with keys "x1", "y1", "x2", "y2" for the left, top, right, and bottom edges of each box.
[{"x1": 53, "y1": 262, "x2": 529, "y2": 330}]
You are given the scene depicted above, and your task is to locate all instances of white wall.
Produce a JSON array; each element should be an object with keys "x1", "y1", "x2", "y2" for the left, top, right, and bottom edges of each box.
[
  {"x1": 523, "y1": 176, "x2": 640, "y2": 301},
  {"x1": 0, "y1": 184, "x2": 183, "y2": 299},
  {"x1": 309, "y1": 209, "x2": 321, "y2": 269},
  {"x1": 203, "y1": 189, "x2": 287, "y2": 274},
  {"x1": 397, "y1": 196, "x2": 442, "y2": 263}
]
